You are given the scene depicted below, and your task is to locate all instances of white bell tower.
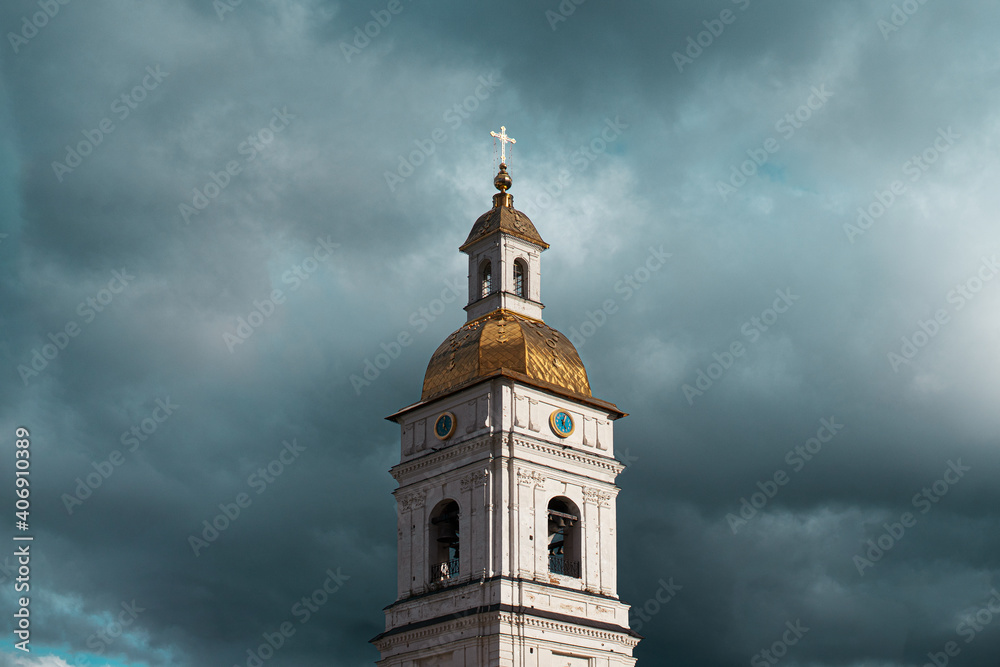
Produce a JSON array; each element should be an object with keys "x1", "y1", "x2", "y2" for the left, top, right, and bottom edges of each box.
[{"x1": 372, "y1": 129, "x2": 640, "y2": 666}]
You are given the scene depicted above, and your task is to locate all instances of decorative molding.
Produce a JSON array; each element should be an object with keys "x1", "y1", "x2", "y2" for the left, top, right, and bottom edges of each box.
[
  {"x1": 516, "y1": 467, "x2": 547, "y2": 487},
  {"x1": 374, "y1": 608, "x2": 639, "y2": 652},
  {"x1": 460, "y1": 470, "x2": 488, "y2": 491},
  {"x1": 402, "y1": 422, "x2": 414, "y2": 456},
  {"x1": 414, "y1": 418, "x2": 426, "y2": 451},
  {"x1": 583, "y1": 487, "x2": 614, "y2": 507},
  {"x1": 503, "y1": 613, "x2": 641, "y2": 648},
  {"x1": 466, "y1": 399, "x2": 477, "y2": 433},
  {"x1": 514, "y1": 395, "x2": 528, "y2": 428},
  {"x1": 528, "y1": 398, "x2": 540, "y2": 432},
  {"x1": 391, "y1": 436, "x2": 494, "y2": 480},
  {"x1": 374, "y1": 615, "x2": 483, "y2": 652},
  {"x1": 396, "y1": 489, "x2": 427, "y2": 512},
  {"x1": 510, "y1": 435, "x2": 625, "y2": 474},
  {"x1": 595, "y1": 418, "x2": 609, "y2": 451},
  {"x1": 391, "y1": 433, "x2": 624, "y2": 491}
]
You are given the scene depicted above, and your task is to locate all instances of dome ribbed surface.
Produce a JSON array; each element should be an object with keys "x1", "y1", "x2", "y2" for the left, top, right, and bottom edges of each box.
[
  {"x1": 421, "y1": 309, "x2": 590, "y2": 401},
  {"x1": 459, "y1": 204, "x2": 548, "y2": 251}
]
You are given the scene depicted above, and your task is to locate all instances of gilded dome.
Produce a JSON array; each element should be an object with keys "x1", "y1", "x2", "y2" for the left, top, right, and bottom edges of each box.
[{"x1": 421, "y1": 309, "x2": 590, "y2": 401}]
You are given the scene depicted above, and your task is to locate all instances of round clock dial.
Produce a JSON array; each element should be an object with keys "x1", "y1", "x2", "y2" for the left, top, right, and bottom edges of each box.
[
  {"x1": 549, "y1": 410, "x2": 575, "y2": 438},
  {"x1": 434, "y1": 412, "x2": 456, "y2": 440}
]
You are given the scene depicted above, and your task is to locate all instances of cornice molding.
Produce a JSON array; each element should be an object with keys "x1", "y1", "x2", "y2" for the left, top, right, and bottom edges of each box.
[{"x1": 372, "y1": 604, "x2": 640, "y2": 651}]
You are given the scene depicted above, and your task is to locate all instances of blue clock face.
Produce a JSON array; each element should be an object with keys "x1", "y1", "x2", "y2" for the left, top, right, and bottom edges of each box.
[
  {"x1": 550, "y1": 410, "x2": 574, "y2": 437},
  {"x1": 434, "y1": 412, "x2": 455, "y2": 439}
]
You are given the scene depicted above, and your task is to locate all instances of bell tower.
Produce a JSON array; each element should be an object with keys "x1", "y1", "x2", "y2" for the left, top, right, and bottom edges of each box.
[{"x1": 372, "y1": 129, "x2": 640, "y2": 666}]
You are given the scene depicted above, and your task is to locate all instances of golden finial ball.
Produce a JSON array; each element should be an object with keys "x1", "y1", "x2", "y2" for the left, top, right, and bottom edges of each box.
[{"x1": 494, "y1": 163, "x2": 512, "y2": 192}]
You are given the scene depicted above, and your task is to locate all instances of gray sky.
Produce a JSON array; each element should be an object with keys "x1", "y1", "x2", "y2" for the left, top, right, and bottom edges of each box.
[{"x1": 2, "y1": 1, "x2": 1000, "y2": 665}]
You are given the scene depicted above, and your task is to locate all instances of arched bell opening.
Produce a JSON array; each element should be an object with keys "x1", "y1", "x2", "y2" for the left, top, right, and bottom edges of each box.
[
  {"x1": 547, "y1": 497, "x2": 581, "y2": 578},
  {"x1": 429, "y1": 500, "x2": 460, "y2": 582}
]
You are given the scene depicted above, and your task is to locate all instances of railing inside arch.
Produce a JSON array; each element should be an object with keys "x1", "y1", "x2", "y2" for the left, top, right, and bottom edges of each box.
[
  {"x1": 430, "y1": 558, "x2": 460, "y2": 582},
  {"x1": 548, "y1": 555, "x2": 581, "y2": 578}
]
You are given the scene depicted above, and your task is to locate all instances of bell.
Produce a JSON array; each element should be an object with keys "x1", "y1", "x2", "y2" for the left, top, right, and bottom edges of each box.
[
  {"x1": 548, "y1": 509, "x2": 578, "y2": 528},
  {"x1": 432, "y1": 510, "x2": 459, "y2": 525},
  {"x1": 437, "y1": 524, "x2": 458, "y2": 544}
]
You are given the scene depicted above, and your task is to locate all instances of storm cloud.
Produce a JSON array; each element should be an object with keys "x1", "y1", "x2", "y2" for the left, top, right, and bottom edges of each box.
[{"x1": 1, "y1": 1, "x2": 999, "y2": 665}]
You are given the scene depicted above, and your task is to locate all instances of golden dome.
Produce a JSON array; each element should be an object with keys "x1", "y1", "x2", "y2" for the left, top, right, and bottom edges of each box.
[
  {"x1": 461, "y1": 163, "x2": 547, "y2": 251},
  {"x1": 460, "y1": 200, "x2": 548, "y2": 251},
  {"x1": 421, "y1": 309, "x2": 591, "y2": 401}
]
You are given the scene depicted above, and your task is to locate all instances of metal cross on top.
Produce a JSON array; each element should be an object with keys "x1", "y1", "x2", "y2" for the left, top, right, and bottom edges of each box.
[{"x1": 490, "y1": 125, "x2": 516, "y2": 164}]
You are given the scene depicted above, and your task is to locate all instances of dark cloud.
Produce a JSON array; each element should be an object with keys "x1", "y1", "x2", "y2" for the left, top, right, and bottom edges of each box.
[{"x1": 1, "y1": 0, "x2": 999, "y2": 665}]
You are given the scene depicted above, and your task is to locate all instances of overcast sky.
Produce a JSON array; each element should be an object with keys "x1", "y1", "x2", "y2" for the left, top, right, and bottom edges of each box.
[{"x1": 1, "y1": 1, "x2": 1000, "y2": 666}]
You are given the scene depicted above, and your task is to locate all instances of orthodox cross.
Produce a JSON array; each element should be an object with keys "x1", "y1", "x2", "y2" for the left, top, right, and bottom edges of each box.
[{"x1": 490, "y1": 125, "x2": 516, "y2": 164}]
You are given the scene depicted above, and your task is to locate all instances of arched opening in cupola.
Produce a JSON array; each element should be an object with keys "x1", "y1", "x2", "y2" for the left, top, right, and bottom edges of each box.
[
  {"x1": 513, "y1": 259, "x2": 526, "y2": 297},
  {"x1": 480, "y1": 260, "x2": 492, "y2": 298}
]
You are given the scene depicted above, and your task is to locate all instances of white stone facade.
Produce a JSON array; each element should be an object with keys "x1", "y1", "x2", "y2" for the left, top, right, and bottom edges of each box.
[
  {"x1": 374, "y1": 380, "x2": 638, "y2": 666},
  {"x1": 464, "y1": 234, "x2": 544, "y2": 322},
  {"x1": 373, "y1": 171, "x2": 639, "y2": 665}
]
